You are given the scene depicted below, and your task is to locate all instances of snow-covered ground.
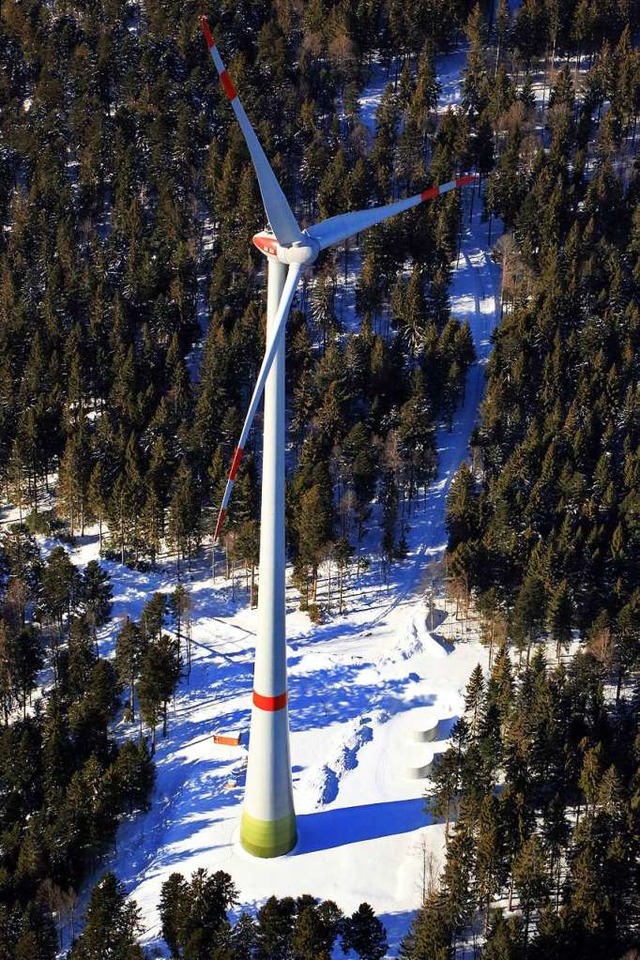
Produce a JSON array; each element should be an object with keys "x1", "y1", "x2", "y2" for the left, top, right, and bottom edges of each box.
[
  {"x1": 358, "y1": 47, "x2": 467, "y2": 140},
  {"x1": 56, "y1": 196, "x2": 500, "y2": 957}
]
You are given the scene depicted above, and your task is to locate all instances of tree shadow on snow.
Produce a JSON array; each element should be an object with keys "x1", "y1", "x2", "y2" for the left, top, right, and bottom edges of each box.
[
  {"x1": 377, "y1": 909, "x2": 420, "y2": 957},
  {"x1": 288, "y1": 665, "x2": 435, "y2": 733}
]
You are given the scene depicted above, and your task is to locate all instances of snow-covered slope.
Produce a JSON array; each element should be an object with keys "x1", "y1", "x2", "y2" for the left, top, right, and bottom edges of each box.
[
  {"x1": 61, "y1": 47, "x2": 504, "y2": 958},
  {"x1": 73, "y1": 201, "x2": 501, "y2": 956}
]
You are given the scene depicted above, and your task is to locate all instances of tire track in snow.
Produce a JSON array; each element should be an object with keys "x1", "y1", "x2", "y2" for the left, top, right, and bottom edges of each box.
[{"x1": 297, "y1": 715, "x2": 382, "y2": 808}]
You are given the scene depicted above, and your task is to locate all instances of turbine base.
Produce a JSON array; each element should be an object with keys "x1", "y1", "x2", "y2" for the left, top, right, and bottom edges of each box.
[{"x1": 240, "y1": 810, "x2": 297, "y2": 858}]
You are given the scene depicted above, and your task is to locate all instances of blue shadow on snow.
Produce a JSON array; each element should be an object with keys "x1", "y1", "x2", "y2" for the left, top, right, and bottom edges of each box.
[{"x1": 296, "y1": 798, "x2": 430, "y2": 854}]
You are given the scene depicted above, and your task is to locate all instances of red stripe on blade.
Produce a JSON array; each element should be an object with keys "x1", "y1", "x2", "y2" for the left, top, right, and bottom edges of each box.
[
  {"x1": 220, "y1": 70, "x2": 237, "y2": 100},
  {"x1": 420, "y1": 186, "x2": 439, "y2": 201},
  {"x1": 229, "y1": 446, "x2": 244, "y2": 481},
  {"x1": 214, "y1": 508, "x2": 227, "y2": 542},
  {"x1": 455, "y1": 174, "x2": 476, "y2": 187},
  {"x1": 199, "y1": 16, "x2": 214, "y2": 48},
  {"x1": 253, "y1": 690, "x2": 288, "y2": 712}
]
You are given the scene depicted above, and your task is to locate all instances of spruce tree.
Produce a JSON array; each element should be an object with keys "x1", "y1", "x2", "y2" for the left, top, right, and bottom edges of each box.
[
  {"x1": 79, "y1": 561, "x2": 113, "y2": 649},
  {"x1": 68, "y1": 873, "x2": 143, "y2": 959},
  {"x1": 255, "y1": 896, "x2": 297, "y2": 960},
  {"x1": 115, "y1": 619, "x2": 146, "y2": 722},
  {"x1": 159, "y1": 872, "x2": 190, "y2": 958},
  {"x1": 464, "y1": 664, "x2": 485, "y2": 738},
  {"x1": 511, "y1": 834, "x2": 550, "y2": 944},
  {"x1": 341, "y1": 902, "x2": 387, "y2": 960},
  {"x1": 167, "y1": 460, "x2": 202, "y2": 572},
  {"x1": 137, "y1": 634, "x2": 181, "y2": 746}
]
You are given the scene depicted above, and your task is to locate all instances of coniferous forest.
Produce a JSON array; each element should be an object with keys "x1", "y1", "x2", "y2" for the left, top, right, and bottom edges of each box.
[{"x1": 0, "y1": 0, "x2": 639, "y2": 956}]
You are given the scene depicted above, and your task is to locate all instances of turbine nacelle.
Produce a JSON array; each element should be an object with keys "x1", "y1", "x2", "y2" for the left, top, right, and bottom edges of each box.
[{"x1": 253, "y1": 231, "x2": 319, "y2": 266}]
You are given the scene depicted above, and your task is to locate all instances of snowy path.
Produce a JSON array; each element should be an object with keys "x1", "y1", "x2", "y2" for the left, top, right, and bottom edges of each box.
[{"x1": 362, "y1": 215, "x2": 500, "y2": 629}]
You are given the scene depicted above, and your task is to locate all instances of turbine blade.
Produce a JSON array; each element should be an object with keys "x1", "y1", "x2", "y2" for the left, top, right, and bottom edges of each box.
[
  {"x1": 200, "y1": 16, "x2": 303, "y2": 247},
  {"x1": 307, "y1": 174, "x2": 478, "y2": 251},
  {"x1": 213, "y1": 263, "x2": 304, "y2": 544}
]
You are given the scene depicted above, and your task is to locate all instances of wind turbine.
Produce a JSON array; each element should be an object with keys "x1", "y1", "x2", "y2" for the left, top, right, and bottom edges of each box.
[{"x1": 200, "y1": 15, "x2": 476, "y2": 857}]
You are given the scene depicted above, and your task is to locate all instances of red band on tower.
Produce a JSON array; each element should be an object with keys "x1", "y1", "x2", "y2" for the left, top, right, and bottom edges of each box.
[
  {"x1": 229, "y1": 446, "x2": 244, "y2": 481},
  {"x1": 220, "y1": 70, "x2": 237, "y2": 101},
  {"x1": 199, "y1": 16, "x2": 214, "y2": 49},
  {"x1": 420, "y1": 186, "x2": 439, "y2": 201},
  {"x1": 253, "y1": 690, "x2": 288, "y2": 712}
]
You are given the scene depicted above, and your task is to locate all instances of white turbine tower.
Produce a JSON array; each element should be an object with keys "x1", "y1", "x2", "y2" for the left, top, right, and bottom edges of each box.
[{"x1": 200, "y1": 15, "x2": 476, "y2": 857}]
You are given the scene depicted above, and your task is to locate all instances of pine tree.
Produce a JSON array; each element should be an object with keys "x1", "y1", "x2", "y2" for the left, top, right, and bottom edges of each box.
[
  {"x1": 66, "y1": 617, "x2": 98, "y2": 701},
  {"x1": 78, "y1": 560, "x2": 113, "y2": 651},
  {"x1": 511, "y1": 566, "x2": 546, "y2": 661},
  {"x1": 159, "y1": 872, "x2": 190, "y2": 958},
  {"x1": 612, "y1": 599, "x2": 639, "y2": 701},
  {"x1": 294, "y1": 480, "x2": 333, "y2": 603},
  {"x1": 547, "y1": 579, "x2": 573, "y2": 659},
  {"x1": 139, "y1": 488, "x2": 165, "y2": 567},
  {"x1": 342, "y1": 421, "x2": 377, "y2": 542},
  {"x1": 290, "y1": 899, "x2": 342, "y2": 960},
  {"x1": 398, "y1": 375, "x2": 436, "y2": 504},
  {"x1": 399, "y1": 891, "x2": 451, "y2": 960},
  {"x1": 84, "y1": 659, "x2": 120, "y2": 731},
  {"x1": 137, "y1": 634, "x2": 181, "y2": 746},
  {"x1": 140, "y1": 593, "x2": 167, "y2": 645},
  {"x1": 0, "y1": 621, "x2": 15, "y2": 725},
  {"x1": 512, "y1": 834, "x2": 550, "y2": 944},
  {"x1": 115, "y1": 618, "x2": 146, "y2": 722},
  {"x1": 482, "y1": 910, "x2": 523, "y2": 960},
  {"x1": 40, "y1": 546, "x2": 80, "y2": 639},
  {"x1": 380, "y1": 441, "x2": 403, "y2": 547},
  {"x1": 445, "y1": 464, "x2": 479, "y2": 552},
  {"x1": 440, "y1": 820, "x2": 475, "y2": 941},
  {"x1": 10, "y1": 626, "x2": 44, "y2": 719},
  {"x1": 578, "y1": 743, "x2": 603, "y2": 817},
  {"x1": 427, "y1": 746, "x2": 460, "y2": 837},
  {"x1": 68, "y1": 873, "x2": 144, "y2": 959},
  {"x1": 58, "y1": 428, "x2": 92, "y2": 536},
  {"x1": 14, "y1": 900, "x2": 57, "y2": 960},
  {"x1": 181, "y1": 869, "x2": 239, "y2": 957},
  {"x1": 15, "y1": 818, "x2": 48, "y2": 894},
  {"x1": 473, "y1": 793, "x2": 506, "y2": 932},
  {"x1": 229, "y1": 912, "x2": 257, "y2": 960},
  {"x1": 167, "y1": 459, "x2": 202, "y2": 573},
  {"x1": 464, "y1": 664, "x2": 485, "y2": 738},
  {"x1": 341, "y1": 903, "x2": 387, "y2": 960},
  {"x1": 541, "y1": 793, "x2": 570, "y2": 909},
  {"x1": 113, "y1": 739, "x2": 155, "y2": 814},
  {"x1": 566, "y1": 816, "x2": 614, "y2": 952},
  {"x1": 87, "y1": 460, "x2": 109, "y2": 552},
  {"x1": 232, "y1": 520, "x2": 260, "y2": 607},
  {"x1": 169, "y1": 585, "x2": 193, "y2": 669},
  {"x1": 255, "y1": 896, "x2": 297, "y2": 960},
  {"x1": 486, "y1": 646, "x2": 514, "y2": 722}
]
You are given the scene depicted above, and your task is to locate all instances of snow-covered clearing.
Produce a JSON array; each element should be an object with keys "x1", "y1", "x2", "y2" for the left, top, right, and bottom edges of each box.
[
  {"x1": 57, "y1": 201, "x2": 500, "y2": 957},
  {"x1": 15, "y1": 43, "x2": 504, "y2": 959}
]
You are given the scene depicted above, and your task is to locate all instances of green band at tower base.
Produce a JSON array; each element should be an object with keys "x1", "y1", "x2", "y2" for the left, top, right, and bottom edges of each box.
[{"x1": 240, "y1": 810, "x2": 297, "y2": 858}]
